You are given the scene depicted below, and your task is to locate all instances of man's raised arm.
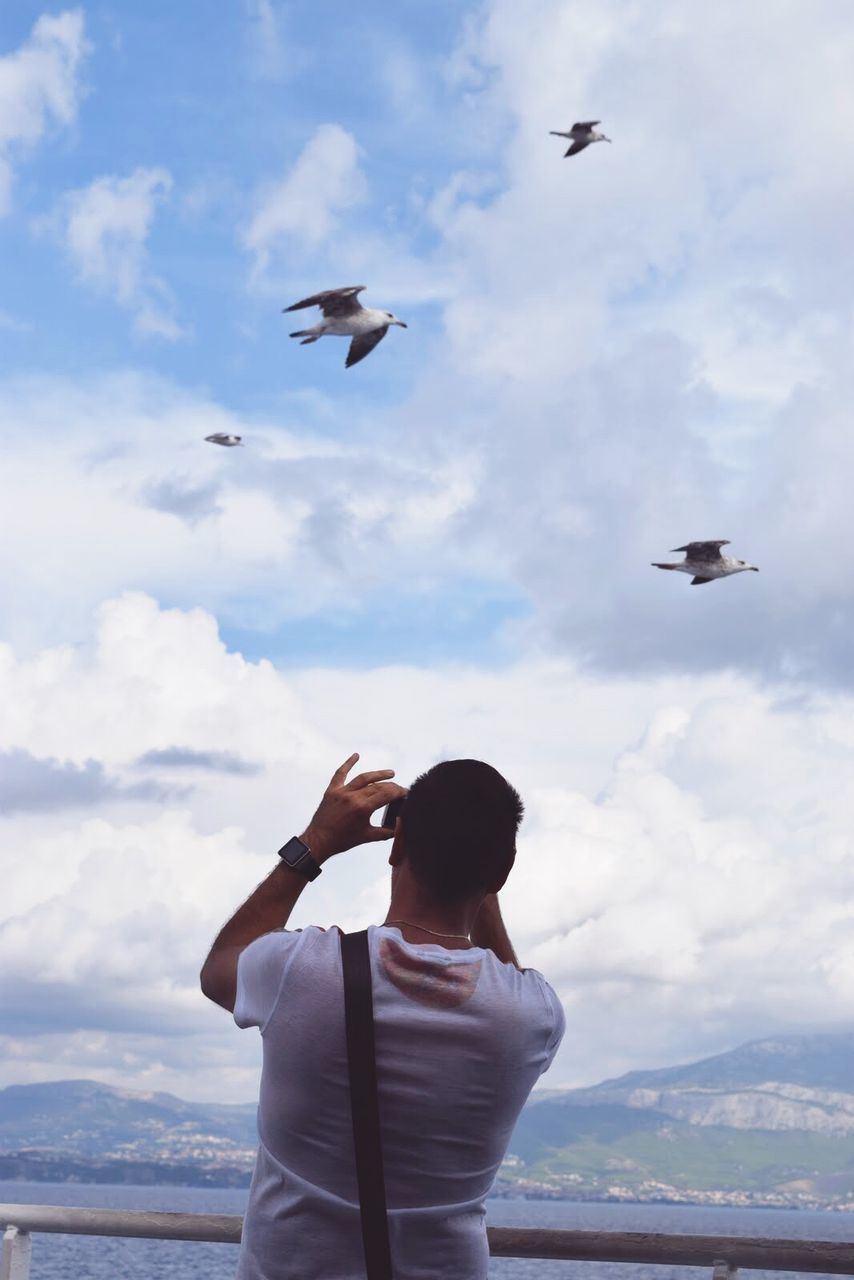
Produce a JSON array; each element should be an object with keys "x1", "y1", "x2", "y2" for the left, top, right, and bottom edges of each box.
[
  {"x1": 471, "y1": 893, "x2": 522, "y2": 969},
  {"x1": 200, "y1": 861, "x2": 309, "y2": 1013},
  {"x1": 200, "y1": 752, "x2": 405, "y2": 1012}
]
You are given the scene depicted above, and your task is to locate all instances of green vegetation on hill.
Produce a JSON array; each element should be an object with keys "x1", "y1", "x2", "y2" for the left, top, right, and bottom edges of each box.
[{"x1": 511, "y1": 1122, "x2": 854, "y2": 1195}]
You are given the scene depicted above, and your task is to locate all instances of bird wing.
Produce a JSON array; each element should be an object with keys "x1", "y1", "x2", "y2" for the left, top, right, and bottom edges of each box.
[
  {"x1": 345, "y1": 326, "x2": 388, "y2": 368},
  {"x1": 564, "y1": 140, "x2": 591, "y2": 157},
  {"x1": 670, "y1": 540, "x2": 730, "y2": 561},
  {"x1": 284, "y1": 286, "x2": 366, "y2": 318},
  {"x1": 690, "y1": 576, "x2": 715, "y2": 586},
  {"x1": 572, "y1": 121, "x2": 600, "y2": 132}
]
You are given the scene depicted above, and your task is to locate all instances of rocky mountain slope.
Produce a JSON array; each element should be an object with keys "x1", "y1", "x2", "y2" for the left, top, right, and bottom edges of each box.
[
  {"x1": 506, "y1": 1032, "x2": 854, "y2": 1204},
  {"x1": 545, "y1": 1033, "x2": 854, "y2": 1135}
]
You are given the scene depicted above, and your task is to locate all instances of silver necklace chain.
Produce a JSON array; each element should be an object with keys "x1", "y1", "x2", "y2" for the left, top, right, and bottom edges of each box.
[{"x1": 384, "y1": 918, "x2": 470, "y2": 941}]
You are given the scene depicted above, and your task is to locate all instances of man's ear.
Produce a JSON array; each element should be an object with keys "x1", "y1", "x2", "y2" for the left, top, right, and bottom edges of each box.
[
  {"x1": 388, "y1": 818, "x2": 404, "y2": 866},
  {"x1": 487, "y1": 847, "x2": 515, "y2": 894}
]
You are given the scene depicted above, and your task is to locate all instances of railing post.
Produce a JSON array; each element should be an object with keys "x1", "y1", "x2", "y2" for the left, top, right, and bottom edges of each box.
[
  {"x1": 1, "y1": 1227, "x2": 32, "y2": 1280},
  {"x1": 712, "y1": 1259, "x2": 738, "y2": 1280}
]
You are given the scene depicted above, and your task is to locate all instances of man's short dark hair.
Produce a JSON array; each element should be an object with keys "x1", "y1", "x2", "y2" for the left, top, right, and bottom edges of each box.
[{"x1": 401, "y1": 759, "x2": 523, "y2": 902}]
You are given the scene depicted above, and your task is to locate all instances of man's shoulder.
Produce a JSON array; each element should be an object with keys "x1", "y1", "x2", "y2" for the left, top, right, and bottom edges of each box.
[
  {"x1": 493, "y1": 960, "x2": 564, "y2": 1031},
  {"x1": 235, "y1": 926, "x2": 340, "y2": 1030},
  {"x1": 244, "y1": 923, "x2": 334, "y2": 956}
]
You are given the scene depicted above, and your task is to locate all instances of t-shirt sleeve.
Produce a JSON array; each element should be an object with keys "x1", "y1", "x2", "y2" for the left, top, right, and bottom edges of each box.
[
  {"x1": 530, "y1": 973, "x2": 566, "y2": 1075},
  {"x1": 233, "y1": 929, "x2": 305, "y2": 1032}
]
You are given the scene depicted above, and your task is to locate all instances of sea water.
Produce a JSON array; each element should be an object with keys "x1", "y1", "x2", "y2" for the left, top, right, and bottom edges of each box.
[{"x1": 2, "y1": 1181, "x2": 854, "y2": 1279}]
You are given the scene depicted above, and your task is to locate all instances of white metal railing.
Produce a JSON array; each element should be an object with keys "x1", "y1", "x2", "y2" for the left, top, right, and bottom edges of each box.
[{"x1": 3, "y1": 1203, "x2": 854, "y2": 1276}]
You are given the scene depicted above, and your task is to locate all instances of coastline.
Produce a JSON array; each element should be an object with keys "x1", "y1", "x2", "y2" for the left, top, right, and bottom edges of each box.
[{"x1": 2, "y1": 1153, "x2": 852, "y2": 1212}]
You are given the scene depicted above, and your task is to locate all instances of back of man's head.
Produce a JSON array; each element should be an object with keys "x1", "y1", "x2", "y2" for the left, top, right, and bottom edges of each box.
[{"x1": 401, "y1": 759, "x2": 523, "y2": 903}]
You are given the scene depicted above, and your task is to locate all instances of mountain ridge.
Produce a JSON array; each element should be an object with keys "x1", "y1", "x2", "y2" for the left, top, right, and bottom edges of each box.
[
  {"x1": 588, "y1": 1032, "x2": 854, "y2": 1093},
  {"x1": 541, "y1": 1032, "x2": 854, "y2": 1135},
  {"x1": 5, "y1": 1031, "x2": 854, "y2": 1204}
]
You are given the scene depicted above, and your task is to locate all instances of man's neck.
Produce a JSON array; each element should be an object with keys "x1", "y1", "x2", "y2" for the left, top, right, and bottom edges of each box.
[
  {"x1": 382, "y1": 883, "x2": 479, "y2": 948},
  {"x1": 382, "y1": 883, "x2": 521, "y2": 967}
]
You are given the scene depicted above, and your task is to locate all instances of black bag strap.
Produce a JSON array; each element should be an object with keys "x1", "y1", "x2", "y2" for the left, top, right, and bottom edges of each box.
[{"x1": 341, "y1": 928, "x2": 393, "y2": 1280}]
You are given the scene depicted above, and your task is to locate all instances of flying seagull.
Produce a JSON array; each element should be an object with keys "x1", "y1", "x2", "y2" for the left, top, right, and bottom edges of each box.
[
  {"x1": 205, "y1": 433, "x2": 243, "y2": 447},
  {"x1": 652, "y1": 540, "x2": 759, "y2": 586},
  {"x1": 283, "y1": 286, "x2": 407, "y2": 368},
  {"x1": 550, "y1": 121, "x2": 611, "y2": 157}
]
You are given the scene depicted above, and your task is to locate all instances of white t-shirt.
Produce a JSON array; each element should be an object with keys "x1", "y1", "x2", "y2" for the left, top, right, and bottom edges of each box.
[{"x1": 234, "y1": 923, "x2": 565, "y2": 1280}]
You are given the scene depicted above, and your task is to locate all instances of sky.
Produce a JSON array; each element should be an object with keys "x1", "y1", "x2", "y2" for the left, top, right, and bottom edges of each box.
[{"x1": 3, "y1": 0, "x2": 854, "y2": 1105}]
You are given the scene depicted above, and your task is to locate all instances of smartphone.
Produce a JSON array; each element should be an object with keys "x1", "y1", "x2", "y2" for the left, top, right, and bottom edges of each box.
[{"x1": 381, "y1": 795, "x2": 406, "y2": 830}]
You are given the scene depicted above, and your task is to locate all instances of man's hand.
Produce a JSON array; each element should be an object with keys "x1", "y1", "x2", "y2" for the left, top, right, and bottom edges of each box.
[{"x1": 300, "y1": 752, "x2": 406, "y2": 864}]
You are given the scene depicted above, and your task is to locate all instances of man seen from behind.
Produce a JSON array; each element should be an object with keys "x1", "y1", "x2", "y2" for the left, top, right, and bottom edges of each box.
[{"x1": 200, "y1": 753, "x2": 566, "y2": 1279}]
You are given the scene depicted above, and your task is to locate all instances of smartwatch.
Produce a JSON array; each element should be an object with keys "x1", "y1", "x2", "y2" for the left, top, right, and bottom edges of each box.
[{"x1": 277, "y1": 835, "x2": 322, "y2": 881}]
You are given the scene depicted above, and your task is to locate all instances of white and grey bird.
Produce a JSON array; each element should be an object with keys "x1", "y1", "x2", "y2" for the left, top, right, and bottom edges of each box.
[
  {"x1": 652, "y1": 540, "x2": 759, "y2": 586},
  {"x1": 283, "y1": 286, "x2": 407, "y2": 368},
  {"x1": 550, "y1": 120, "x2": 611, "y2": 157},
  {"x1": 205, "y1": 433, "x2": 243, "y2": 447}
]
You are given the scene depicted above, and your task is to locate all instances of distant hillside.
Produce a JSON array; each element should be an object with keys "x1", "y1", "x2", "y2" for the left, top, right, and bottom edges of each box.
[
  {"x1": 4, "y1": 1032, "x2": 854, "y2": 1204},
  {"x1": 586, "y1": 1032, "x2": 854, "y2": 1094},
  {"x1": 503, "y1": 1032, "x2": 854, "y2": 1205},
  {"x1": 0, "y1": 1079, "x2": 257, "y2": 1164},
  {"x1": 545, "y1": 1032, "x2": 854, "y2": 1135}
]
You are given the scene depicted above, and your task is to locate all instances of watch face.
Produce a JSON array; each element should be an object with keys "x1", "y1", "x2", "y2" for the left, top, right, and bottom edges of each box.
[{"x1": 279, "y1": 837, "x2": 309, "y2": 867}]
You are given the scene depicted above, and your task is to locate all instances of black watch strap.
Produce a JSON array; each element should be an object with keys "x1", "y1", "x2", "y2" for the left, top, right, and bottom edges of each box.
[{"x1": 277, "y1": 835, "x2": 322, "y2": 881}]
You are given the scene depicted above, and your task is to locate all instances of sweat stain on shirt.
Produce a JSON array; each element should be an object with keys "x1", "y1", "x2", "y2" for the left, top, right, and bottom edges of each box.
[{"x1": 378, "y1": 936, "x2": 482, "y2": 1008}]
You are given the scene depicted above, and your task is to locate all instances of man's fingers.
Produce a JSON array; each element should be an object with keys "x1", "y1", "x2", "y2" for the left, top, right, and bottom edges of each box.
[
  {"x1": 328, "y1": 752, "x2": 359, "y2": 789},
  {"x1": 373, "y1": 814, "x2": 401, "y2": 839},
  {"x1": 347, "y1": 768, "x2": 396, "y2": 791},
  {"x1": 365, "y1": 781, "x2": 407, "y2": 812},
  {"x1": 365, "y1": 823, "x2": 397, "y2": 842}
]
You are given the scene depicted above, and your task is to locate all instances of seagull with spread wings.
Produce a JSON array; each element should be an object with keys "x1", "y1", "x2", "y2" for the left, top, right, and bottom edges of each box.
[
  {"x1": 549, "y1": 121, "x2": 611, "y2": 157},
  {"x1": 283, "y1": 286, "x2": 407, "y2": 368},
  {"x1": 652, "y1": 540, "x2": 759, "y2": 586}
]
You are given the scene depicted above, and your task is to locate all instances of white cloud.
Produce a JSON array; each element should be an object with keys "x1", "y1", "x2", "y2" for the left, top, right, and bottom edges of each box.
[
  {"x1": 0, "y1": 371, "x2": 484, "y2": 652},
  {"x1": 242, "y1": 124, "x2": 367, "y2": 278},
  {"x1": 0, "y1": 8, "x2": 88, "y2": 214},
  {"x1": 432, "y1": 0, "x2": 854, "y2": 386},
  {"x1": 58, "y1": 167, "x2": 184, "y2": 338},
  {"x1": 4, "y1": 594, "x2": 854, "y2": 1098},
  {"x1": 334, "y1": 0, "x2": 854, "y2": 684},
  {"x1": 0, "y1": 591, "x2": 326, "y2": 770},
  {"x1": 4, "y1": 338, "x2": 854, "y2": 690},
  {"x1": 243, "y1": 0, "x2": 287, "y2": 80},
  {"x1": 0, "y1": 309, "x2": 31, "y2": 334}
]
